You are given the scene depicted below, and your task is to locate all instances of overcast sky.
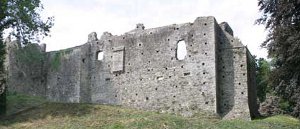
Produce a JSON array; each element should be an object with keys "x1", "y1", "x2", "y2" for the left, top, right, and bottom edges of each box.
[{"x1": 40, "y1": 0, "x2": 268, "y2": 58}]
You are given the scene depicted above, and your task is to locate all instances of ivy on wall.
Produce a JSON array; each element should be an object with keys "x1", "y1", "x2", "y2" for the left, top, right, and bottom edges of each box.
[
  {"x1": 14, "y1": 44, "x2": 44, "y2": 65},
  {"x1": 50, "y1": 48, "x2": 73, "y2": 71}
]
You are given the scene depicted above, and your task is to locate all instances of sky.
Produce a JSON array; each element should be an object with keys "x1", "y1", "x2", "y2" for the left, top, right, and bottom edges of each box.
[{"x1": 40, "y1": 0, "x2": 268, "y2": 58}]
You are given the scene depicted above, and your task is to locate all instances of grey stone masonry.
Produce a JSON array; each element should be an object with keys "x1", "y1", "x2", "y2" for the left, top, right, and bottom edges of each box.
[{"x1": 5, "y1": 16, "x2": 259, "y2": 120}]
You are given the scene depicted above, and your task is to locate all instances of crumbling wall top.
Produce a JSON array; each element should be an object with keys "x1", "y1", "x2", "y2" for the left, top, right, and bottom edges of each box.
[
  {"x1": 219, "y1": 22, "x2": 233, "y2": 36},
  {"x1": 88, "y1": 32, "x2": 98, "y2": 42},
  {"x1": 136, "y1": 23, "x2": 145, "y2": 30}
]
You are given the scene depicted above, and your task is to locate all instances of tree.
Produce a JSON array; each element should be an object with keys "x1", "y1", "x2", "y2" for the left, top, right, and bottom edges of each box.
[
  {"x1": 0, "y1": 0, "x2": 54, "y2": 115},
  {"x1": 256, "y1": 58, "x2": 271, "y2": 102},
  {"x1": 257, "y1": 0, "x2": 300, "y2": 118}
]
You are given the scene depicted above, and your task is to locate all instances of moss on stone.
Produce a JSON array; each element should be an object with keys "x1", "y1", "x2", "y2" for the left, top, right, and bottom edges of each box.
[
  {"x1": 15, "y1": 44, "x2": 44, "y2": 65},
  {"x1": 63, "y1": 48, "x2": 73, "y2": 55},
  {"x1": 50, "y1": 48, "x2": 73, "y2": 71},
  {"x1": 51, "y1": 52, "x2": 61, "y2": 71}
]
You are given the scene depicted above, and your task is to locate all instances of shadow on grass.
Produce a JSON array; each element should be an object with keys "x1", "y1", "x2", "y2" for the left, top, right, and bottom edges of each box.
[
  {"x1": 0, "y1": 102, "x2": 94, "y2": 126},
  {"x1": 0, "y1": 92, "x2": 95, "y2": 126}
]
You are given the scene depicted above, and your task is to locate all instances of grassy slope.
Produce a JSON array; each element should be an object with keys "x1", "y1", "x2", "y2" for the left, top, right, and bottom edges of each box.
[
  {"x1": 0, "y1": 94, "x2": 299, "y2": 129},
  {"x1": 5, "y1": 93, "x2": 46, "y2": 115}
]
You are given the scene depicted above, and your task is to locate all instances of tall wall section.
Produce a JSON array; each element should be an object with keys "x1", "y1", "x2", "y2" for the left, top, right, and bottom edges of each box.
[
  {"x1": 44, "y1": 45, "x2": 89, "y2": 103},
  {"x1": 6, "y1": 42, "x2": 46, "y2": 96},
  {"x1": 246, "y1": 49, "x2": 259, "y2": 118},
  {"x1": 216, "y1": 22, "x2": 258, "y2": 119}
]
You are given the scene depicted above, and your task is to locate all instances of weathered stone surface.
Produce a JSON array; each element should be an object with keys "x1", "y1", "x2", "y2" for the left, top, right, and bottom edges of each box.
[
  {"x1": 5, "y1": 16, "x2": 258, "y2": 120},
  {"x1": 6, "y1": 41, "x2": 46, "y2": 97},
  {"x1": 219, "y1": 22, "x2": 233, "y2": 36},
  {"x1": 259, "y1": 96, "x2": 284, "y2": 116},
  {"x1": 136, "y1": 23, "x2": 145, "y2": 30},
  {"x1": 39, "y1": 43, "x2": 46, "y2": 52},
  {"x1": 88, "y1": 32, "x2": 98, "y2": 42}
]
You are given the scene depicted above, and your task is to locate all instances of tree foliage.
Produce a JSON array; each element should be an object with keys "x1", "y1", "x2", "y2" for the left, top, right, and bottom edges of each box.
[
  {"x1": 0, "y1": 0, "x2": 53, "y2": 115},
  {"x1": 257, "y1": 0, "x2": 300, "y2": 118},
  {"x1": 256, "y1": 58, "x2": 271, "y2": 102},
  {"x1": 0, "y1": 0, "x2": 54, "y2": 43}
]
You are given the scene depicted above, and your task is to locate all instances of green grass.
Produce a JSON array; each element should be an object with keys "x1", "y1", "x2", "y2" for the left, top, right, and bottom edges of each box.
[
  {"x1": 6, "y1": 92, "x2": 46, "y2": 115},
  {"x1": 0, "y1": 94, "x2": 299, "y2": 129},
  {"x1": 50, "y1": 52, "x2": 61, "y2": 71}
]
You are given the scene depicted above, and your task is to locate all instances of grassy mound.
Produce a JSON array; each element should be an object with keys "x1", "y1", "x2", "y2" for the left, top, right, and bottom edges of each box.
[
  {"x1": 0, "y1": 94, "x2": 299, "y2": 129},
  {"x1": 5, "y1": 92, "x2": 46, "y2": 115}
]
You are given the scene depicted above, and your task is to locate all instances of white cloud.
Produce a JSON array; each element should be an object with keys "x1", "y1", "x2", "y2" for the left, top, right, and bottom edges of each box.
[{"x1": 41, "y1": 0, "x2": 268, "y2": 58}]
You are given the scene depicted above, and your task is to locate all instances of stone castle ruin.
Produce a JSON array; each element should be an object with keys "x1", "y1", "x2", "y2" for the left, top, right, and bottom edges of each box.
[{"x1": 5, "y1": 16, "x2": 259, "y2": 119}]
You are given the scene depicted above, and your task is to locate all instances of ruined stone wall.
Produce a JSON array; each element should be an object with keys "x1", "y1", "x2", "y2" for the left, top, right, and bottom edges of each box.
[
  {"x1": 6, "y1": 42, "x2": 46, "y2": 97},
  {"x1": 6, "y1": 16, "x2": 257, "y2": 119},
  {"x1": 44, "y1": 47, "x2": 82, "y2": 102},
  {"x1": 216, "y1": 22, "x2": 258, "y2": 119},
  {"x1": 246, "y1": 49, "x2": 259, "y2": 118}
]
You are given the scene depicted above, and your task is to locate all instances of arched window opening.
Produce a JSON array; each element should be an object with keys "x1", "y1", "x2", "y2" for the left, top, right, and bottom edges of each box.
[
  {"x1": 176, "y1": 40, "x2": 187, "y2": 60},
  {"x1": 96, "y1": 51, "x2": 104, "y2": 60}
]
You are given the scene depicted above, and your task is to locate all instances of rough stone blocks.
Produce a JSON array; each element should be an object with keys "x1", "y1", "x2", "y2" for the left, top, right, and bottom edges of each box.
[{"x1": 5, "y1": 16, "x2": 259, "y2": 120}]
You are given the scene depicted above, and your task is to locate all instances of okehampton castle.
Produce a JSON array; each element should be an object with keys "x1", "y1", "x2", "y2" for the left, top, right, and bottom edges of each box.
[{"x1": 5, "y1": 16, "x2": 259, "y2": 120}]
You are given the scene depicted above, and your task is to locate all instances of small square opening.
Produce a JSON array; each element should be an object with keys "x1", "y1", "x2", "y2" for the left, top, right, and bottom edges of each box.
[{"x1": 96, "y1": 51, "x2": 104, "y2": 60}]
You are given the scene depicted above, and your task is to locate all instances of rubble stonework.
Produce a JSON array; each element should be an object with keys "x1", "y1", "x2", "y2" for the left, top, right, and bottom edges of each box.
[{"x1": 5, "y1": 16, "x2": 259, "y2": 119}]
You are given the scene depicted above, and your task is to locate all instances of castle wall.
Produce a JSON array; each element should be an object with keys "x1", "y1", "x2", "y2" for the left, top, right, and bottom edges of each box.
[
  {"x1": 216, "y1": 23, "x2": 257, "y2": 119},
  {"x1": 246, "y1": 49, "x2": 259, "y2": 118},
  {"x1": 86, "y1": 17, "x2": 219, "y2": 116},
  {"x1": 44, "y1": 47, "x2": 82, "y2": 102},
  {"x1": 6, "y1": 16, "x2": 257, "y2": 119},
  {"x1": 6, "y1": 42, "x2": 46, "y2": 96}
]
